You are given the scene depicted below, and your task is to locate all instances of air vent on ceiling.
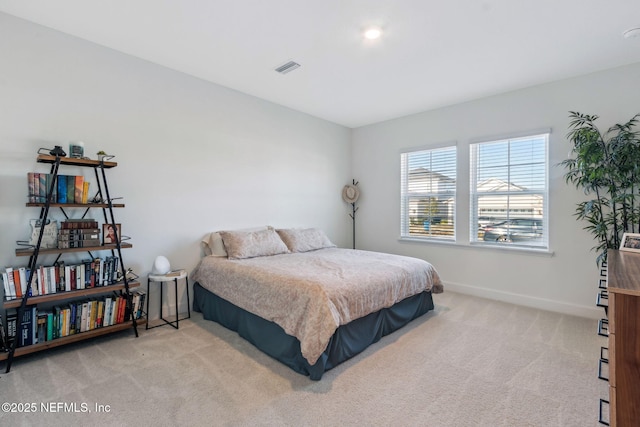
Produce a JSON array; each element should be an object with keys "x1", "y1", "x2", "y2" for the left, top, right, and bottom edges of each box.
[{"x1": 275, "y1": 61, "x2": 301, "y2": 74}]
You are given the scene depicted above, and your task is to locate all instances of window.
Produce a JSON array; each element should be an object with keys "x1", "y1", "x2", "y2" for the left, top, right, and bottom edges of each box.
[
  {"x1": 470, "y1": 133, "x2": 548, "y2": 249},
  {"x1": 401, "y1": 146, "x2": 456, "y2": 240}
]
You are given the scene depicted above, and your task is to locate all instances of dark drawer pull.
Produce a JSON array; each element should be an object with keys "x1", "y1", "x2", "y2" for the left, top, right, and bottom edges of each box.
[
  {"x1": 597, "y1": 290, "x2": 608, "y2": 308},
  {"x1": 598, "y1": 357, "x2": 609, "y2": 382},
  {"x1": 599, "y1": 399, "x2": 610, "y2": 426},
  {"x1": 598, "y1": 278, "x2": 608, "y2": 289},
  {"x1": 598, "y1": 318, "x2": 609, "y2": 337}
]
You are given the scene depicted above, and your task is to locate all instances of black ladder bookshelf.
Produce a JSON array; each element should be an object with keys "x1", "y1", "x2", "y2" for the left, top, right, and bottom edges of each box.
[{"x1": 2, "y1": 152, "x2": 140, "y2": 373}]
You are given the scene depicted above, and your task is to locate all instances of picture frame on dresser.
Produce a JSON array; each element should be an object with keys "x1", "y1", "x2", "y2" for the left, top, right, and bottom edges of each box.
[{"x1": 619, "y1": 232, "x2": 640, "y2": 252}]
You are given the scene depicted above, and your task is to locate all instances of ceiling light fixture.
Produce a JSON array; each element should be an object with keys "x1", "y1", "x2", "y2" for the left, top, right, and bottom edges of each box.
[
  {"x1": 364, "y1": 27, "x2": 382, "y2": 40},
  {"x1": 623, "y1": 27, "x2": 640, "y2": 39}
]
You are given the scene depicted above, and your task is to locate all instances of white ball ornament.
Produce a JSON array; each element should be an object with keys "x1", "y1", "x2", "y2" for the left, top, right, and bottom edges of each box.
[{"x1": 153, "y1": 256, "x2": 171, "y2": 274}]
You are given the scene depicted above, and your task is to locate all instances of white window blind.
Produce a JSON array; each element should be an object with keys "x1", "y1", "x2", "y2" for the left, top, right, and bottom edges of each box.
[
  {"x1": 401, "y1": 146, "x2": 456, "y2": 240},
  {"x1": 470, "y1": 133, "x2": 548, "y2": 248}
]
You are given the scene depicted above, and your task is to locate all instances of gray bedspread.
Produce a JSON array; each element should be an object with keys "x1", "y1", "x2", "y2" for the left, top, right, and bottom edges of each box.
[{"x1": 191, "y1": 248, "x2": 443, "y2": 365}]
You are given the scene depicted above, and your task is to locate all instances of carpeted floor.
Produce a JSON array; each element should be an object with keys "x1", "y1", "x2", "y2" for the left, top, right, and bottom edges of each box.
[{"x1": 0, "y1": 291, "x2": 607, "y2": 426}]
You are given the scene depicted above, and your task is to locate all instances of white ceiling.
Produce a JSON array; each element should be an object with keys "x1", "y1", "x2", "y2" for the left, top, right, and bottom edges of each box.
[{"x1": 1, "y1": 0, "x2": 640, "y2": 128}]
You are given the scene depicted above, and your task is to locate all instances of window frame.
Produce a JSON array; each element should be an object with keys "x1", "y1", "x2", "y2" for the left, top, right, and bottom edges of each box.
[
  {"x1": 400, "y1": 144, "x2": 457, "y2": 242},
  {"x1": 469, "y1": 132, "x2": 549, "y2": 250}
]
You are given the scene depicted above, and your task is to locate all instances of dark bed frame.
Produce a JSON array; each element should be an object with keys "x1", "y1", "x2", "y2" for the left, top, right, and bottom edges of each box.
[{"x1": 193, "y1": 282, "x2": 435, "y2": 380}]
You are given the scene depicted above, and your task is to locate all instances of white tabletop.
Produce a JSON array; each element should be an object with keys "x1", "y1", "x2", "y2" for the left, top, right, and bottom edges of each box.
[{"x1": 148, "y1": 269, "x2": 188, "y2": 282}]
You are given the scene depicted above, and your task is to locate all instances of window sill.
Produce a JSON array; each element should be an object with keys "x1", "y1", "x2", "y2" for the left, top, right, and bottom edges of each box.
[{"x1": 398, "y1": 237, "x2": 554, "y2": 257}]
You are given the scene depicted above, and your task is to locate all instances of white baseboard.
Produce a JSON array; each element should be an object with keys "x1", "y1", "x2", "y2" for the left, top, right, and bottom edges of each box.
[{"x1": 443, "y1": 281, "x2": 603, "y2": 320}]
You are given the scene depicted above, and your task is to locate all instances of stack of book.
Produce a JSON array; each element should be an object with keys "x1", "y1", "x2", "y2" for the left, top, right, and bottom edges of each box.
[
  {"x1": 2, "y1": 257, "x2": 122, "y2": 301},
  {"x1": 27, "y1": 173, "x2": 90, "y2": 204},
  {"x1": 2, "y1": 290, "x2": 145, "y2": 348},
  {"x1": 57, "y1": 219, "x2": 101, "y2": 248},
  {"x1": 27, "y1": 173, "x2": 56, "y2": 203}
]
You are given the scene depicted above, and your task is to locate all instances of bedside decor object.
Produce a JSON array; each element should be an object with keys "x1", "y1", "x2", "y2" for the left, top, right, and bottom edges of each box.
[
  {"x1": 342, "y1": 180, "x2": 360, "y2": 249},
  {"x1": 28, "y1": 218, "x2": 58, "y2": 249},
  {"x1": 103, "y1": 223, "x2": 121, "y2": 245},
  {"x1": 97, "y1": 150, "x2": 107, "y2": 161},
  {"x1": 68, "y1": 141, "x2": 84, "y2": 158},
  {"x1": 152, "y1": 255, "x2": 171, "y2": 275}
]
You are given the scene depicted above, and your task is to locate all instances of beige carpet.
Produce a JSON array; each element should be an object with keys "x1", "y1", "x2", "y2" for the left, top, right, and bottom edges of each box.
[{"x1": 0, "y1": 291, "x2": 607, "y2": 426}]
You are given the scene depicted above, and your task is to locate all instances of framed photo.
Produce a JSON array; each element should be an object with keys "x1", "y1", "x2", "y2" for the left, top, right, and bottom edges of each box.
[
  {"x1": 103, "y1": 223, "x2": 121, "y2": 245},
  {"x1": 619, "y1": 232, "x2": 640, "y2": 252}
]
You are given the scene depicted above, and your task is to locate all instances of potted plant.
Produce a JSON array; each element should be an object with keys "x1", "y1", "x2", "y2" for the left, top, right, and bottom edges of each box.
[
  {"x1": 560, "y1": 111, "x2": 640, "y2": 265},
  {"x1": 97, "y1": 150, "x2": 107, "y2": 161}
]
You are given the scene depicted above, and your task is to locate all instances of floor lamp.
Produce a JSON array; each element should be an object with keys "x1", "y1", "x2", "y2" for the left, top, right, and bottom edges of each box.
[{"x1": 342, "y1": 180, "x2": 360, "y2": 249}]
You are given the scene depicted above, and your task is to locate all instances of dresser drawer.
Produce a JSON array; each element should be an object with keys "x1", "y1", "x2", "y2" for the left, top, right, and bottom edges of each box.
[
  {"x1": 608, "y1": 292, "x2": 616, "y2": 334},
  {"x1": 608, "y1": 334, "x2": 616, "y2": 387},
  {"x1": 610, "y1": 386, "x2": 617, "y2": 427}
]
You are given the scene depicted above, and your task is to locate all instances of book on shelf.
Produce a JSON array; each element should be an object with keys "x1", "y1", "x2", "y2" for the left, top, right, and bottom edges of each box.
[
  {"x1": 58, "y1": 239, "x2": 101, "y2": 249},
  {"x1": 38, "y1": 173, "x2": 47, "y2": 204},
  {"x1": 79, "y1": 301, "x2": 88, "y2": 333},
  {"x1": 56, "y1": 261, "x2": 65, "y2": 292},
  {"x1": 36, "y1": 313, "x2": 47, "y2": 344},
  {"x1": 45, "y1": 310, "x2": 54, "y2": 342},
  {"x1": 12, "y1": 269, "x2": 22, "y2": 299},
  {"x1": 82, "y1": 181, "x2": 90, "y2": 204},
  {"x1": 2, "y1": 269, "x2": 17, "y2": 300},
  {"x1": 5, "y1": 309, "x2": 17, "y2": 349},
  {"x1": 27, "y1": 172, "x2": 37, "y2": 203},
  {"x1": 0, "y1": 313, "x2": 7, "y2": 351},
  {"x1": 60, "y1": 219, "x2": 99, "y2": 229},
  {"x1": 52, "y1": 306, "x2": 61, "y2": 340},
  {"x1": 58, "y1": 228, "x2": 100, "y2": 237},
  {"x1": 57, "y1": 175, "x2": 67, "y2": 203},
  {"x1": 74, "y1": 176, "x2": 84, "y2": 204},
  {"x1": 74, "y1": 303, "x2": 82, "y2": 334},
  {"x1": 19, "y1": 306, "x2": 36, "y2": 347},
  {"x1": 66, "y1": 175, "x2": 74, "y2": 204}
]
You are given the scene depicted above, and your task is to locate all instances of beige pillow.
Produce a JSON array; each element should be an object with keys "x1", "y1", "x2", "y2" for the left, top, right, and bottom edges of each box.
[
  {"x1": 219, "y1": 228, "x2": 289, "y2": 260},
  {"x1": 202, "y1": 226, "x2": 272, "y2": 257},
  {"x1": 276, "y1": 228, "x2": 336, "y2": 253}
]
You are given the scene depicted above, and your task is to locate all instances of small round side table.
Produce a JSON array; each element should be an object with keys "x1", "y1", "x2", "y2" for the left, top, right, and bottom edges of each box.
[{"x1": 146, "y1": 269, "x2": 191, "y2": 330}]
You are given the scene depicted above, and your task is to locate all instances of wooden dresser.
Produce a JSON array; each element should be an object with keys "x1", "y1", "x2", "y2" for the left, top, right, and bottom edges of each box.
[{"x1": 606, "y1": 249, "x2": 640, "y2": 426}]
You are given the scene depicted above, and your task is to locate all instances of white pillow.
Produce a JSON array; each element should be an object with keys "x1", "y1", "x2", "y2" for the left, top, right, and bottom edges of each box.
[
  {"x1": 219, "y1": 228, "x2": 289, "y2": 260},
  {"x1": 202, "y1": 226, "x2": 272, "y2": 257},
  {"x1": 276, "y1": 228, "x2": 336, "y2": 253}
]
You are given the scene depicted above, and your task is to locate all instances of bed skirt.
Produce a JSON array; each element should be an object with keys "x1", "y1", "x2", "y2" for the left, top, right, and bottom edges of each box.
[{"x1": 193, "y1": 282, "x2": 435, "y2": 380}]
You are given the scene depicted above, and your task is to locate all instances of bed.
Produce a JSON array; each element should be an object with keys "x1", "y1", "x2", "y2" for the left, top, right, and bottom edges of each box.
[{"x1": 191, "y1": 227, "x2": 443, "y2": 380}]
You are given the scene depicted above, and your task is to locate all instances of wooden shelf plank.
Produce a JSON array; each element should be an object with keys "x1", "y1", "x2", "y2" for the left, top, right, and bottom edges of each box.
[
  {"x1": 0, "y1": 318, "x2": 144, "y2": 361},
  {"x1": 26, "y1": 203, "x2": 125, "y2": 208},
  {"x1": 37, "y1": 154, "x2": 117, "y2": 168},
  {"x1": 16, "y1": 242, "x2": 132, "y2": 257},
  {"x1": 3, "y1": 281, "x2": 141, "y2": 309}
]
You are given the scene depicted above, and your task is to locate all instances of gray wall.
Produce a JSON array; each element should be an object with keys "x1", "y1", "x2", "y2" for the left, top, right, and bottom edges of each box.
[
  {"x1": 0, "y1": 14, "x2": 352, "y2": 316},
  {"x1": 3, "y1": 11, "x2": 639, "y2": 320},
  {"x1": 352, "y1": 62, "x2": 640, "y2": 318}
]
